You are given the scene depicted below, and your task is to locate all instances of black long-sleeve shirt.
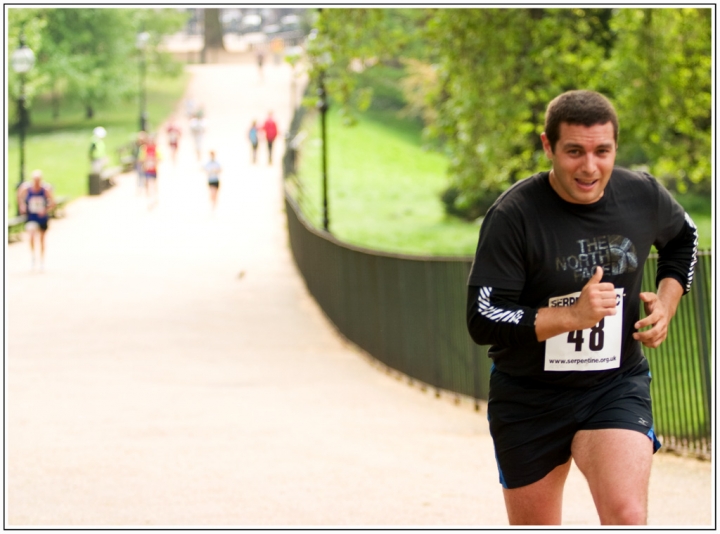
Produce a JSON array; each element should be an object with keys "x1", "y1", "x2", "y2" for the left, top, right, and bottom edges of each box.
[{"x1": 466, "y1": 168, "x2": 697, "y2": 387}]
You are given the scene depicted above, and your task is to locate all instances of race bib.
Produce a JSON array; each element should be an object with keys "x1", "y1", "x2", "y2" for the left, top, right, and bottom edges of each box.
[
  {"x1": 544, "y1": 288, "x2": 623, "y2": 371},
  {"x1": 28, "y1": 196, "x2": 46, "y2": 215}
]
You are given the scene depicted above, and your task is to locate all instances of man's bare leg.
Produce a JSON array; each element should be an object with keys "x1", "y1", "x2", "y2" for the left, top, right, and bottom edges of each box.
[
  {"x1": 502, "y1": 458, "x2": 572, "y2": 525},
  {"x1": 28, "y1": 230, "x2": 37, "y2": 268},
  {"x1": 571, "y1": 428, "x2": 652, "y2": 525},
  {"x1": 38, "y1": 230, "x2": 46, "y2": 269}
]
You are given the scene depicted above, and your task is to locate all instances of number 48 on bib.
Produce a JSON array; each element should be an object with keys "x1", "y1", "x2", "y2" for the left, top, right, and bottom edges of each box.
[{"x1": 544, "y1": 288, "x2": 623, "y2": 372}]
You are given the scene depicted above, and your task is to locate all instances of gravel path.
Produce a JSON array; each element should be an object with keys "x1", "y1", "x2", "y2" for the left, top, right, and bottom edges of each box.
[{"x1": 6, "y1": 60, "x2": 712, "y2": 528}]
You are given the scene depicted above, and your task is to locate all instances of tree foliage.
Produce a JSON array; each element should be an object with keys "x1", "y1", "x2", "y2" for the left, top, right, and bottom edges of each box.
[
  {"x1": 608, "y1": 8, "x2": 712, "y2": 193},
  {"x1": 306, "y1": 7, "x2": 712, "y2": 218},
  {"x1": 7, "y1": 7, "x2": 187, "y2": 122},
  {"x1": 305, "y1": 8, "x2": 429, "y2": 124},
  {"x1": 428, "y1": 8, "x2": 616, "y2": 218}
]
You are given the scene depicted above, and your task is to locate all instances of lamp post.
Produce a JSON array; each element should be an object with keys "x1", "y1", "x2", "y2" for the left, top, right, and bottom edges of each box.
[
  {"x1": 11, "y1": 34, "x2": 35, "y2": 201},
  {"x1": 317, "y1": 68, "x2": 330, "y2": 233},
  {"x1": 136, "y1": 31, "x2": 150, "y2": 132}
]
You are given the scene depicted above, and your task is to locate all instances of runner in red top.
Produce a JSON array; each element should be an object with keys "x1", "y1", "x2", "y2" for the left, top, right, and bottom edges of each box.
[
  {"x1": 139, "y1": 136, "x2": 161, "y2": 206},
  {"x1": 262, "y1": 112, "x2": 279, "y2": 165}
]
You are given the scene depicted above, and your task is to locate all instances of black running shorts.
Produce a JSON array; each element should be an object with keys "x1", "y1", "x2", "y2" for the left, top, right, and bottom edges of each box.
[
  {"x1": 26, "y1": 219, "x2": 48, "y2": 232},
  {"x1": 487, "y1": 358, "x2": 661, "y2": 489}
]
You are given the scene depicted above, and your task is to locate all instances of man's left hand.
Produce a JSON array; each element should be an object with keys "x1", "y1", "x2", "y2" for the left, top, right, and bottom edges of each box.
[{"x1": 633, "y1": 292, "x2": 670, "y2": 348}]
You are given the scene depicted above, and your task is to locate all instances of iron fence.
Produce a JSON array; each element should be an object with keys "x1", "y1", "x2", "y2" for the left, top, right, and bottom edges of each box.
[
  {"x1": 642, "y1": 252, "x2": 713, "y2": 457},
  {"x1": 285, "y1": 191, "x2": 713, "y2": 458}
]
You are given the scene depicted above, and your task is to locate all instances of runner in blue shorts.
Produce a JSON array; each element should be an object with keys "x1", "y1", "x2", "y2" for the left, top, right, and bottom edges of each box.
[
  {"x1": 17, "y1": 169, "x2": 56, "y2": 271},
  {"x1": 466, "y1": 90, "x2": 697, "y2": 525}
]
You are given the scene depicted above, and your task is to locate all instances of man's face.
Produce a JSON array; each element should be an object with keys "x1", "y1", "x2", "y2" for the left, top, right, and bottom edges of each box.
[{"x1": 541, "y1": 122, "x2": 616, "y2": 204}]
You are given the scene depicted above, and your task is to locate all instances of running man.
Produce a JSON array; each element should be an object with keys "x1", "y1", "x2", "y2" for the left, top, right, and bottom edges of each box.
[
  {"x1": 166, "y1": 120, "x2": 182, "y2": 163},
  {"x1": 134, "y1": 130, "x2": 147, "y2": 192},
  {"x1": 466, "y1": 90, "x2": 697, "y2": 525},
  {"x1": 17, "y1": 169, "x2": 56, "y2": 271},
  {"x1": 202, "y1": 150, "x2": 222, "y2": 210},
  {"x1": 248, "y1": 120, "x2": 259, "y2": 164},
  {"x1": 189, "y1": 113, "x2": 206, "y2": 161},
  {"x1": 262, "y1": 112, "x2": 278, "y2": 165},
  {"x1": 139, "y1": 135, "x2": 161, "y2": 205},
  {"x1": 256, "y1": 49, "x2": 265, "y2": 81}
]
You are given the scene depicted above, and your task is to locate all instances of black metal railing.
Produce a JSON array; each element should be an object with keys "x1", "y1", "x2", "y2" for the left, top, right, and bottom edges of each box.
[
  {"x1": 642, "y1": 252, "x2": 712, "y2": 457},
  {"x1": 285, "y1": 193, "x2": 491, "y2": 403},
  {"x1": 285, "y1": 189, "x2": 713, "y2": 458}
]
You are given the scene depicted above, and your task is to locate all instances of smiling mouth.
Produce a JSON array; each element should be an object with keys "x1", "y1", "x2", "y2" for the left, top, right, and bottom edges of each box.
[{"x1": 575, "y1": 178, "x2": 599, "y2": 190}]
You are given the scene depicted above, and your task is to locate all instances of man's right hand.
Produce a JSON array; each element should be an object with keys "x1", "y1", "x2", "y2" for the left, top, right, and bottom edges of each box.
[
  {"x1": 535, "y1": 266, "x2": 617, "y2": 342},
  {"x1": 573, "y1": 266, "x2": 618, "y2": 330}
]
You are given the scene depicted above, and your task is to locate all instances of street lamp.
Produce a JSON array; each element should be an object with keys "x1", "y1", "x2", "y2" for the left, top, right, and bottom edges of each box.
[
  {"x1": 310, "y1": 17, "x2": 331, "y2": 233},
  {"x1": 136, "y1": 31, "x2": 150, "y2": 132},
  {"x1": 11, "y1": 34, "x2": 35, "y2": 199},
  {"x1": 317, "y1": 67, "x2": 330, "y2": 233}
]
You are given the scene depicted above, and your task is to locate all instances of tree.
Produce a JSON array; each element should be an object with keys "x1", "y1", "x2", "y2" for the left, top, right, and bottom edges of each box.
[
  {"x1": 39, "y1": 9, "x2": 138, "y2": 118},
  {"x1": 203, "y1": 8, "x2": 225, "y2": 51},
  {"x1": 306, "y1": 8, "x2": 429, "y2": 124},
  {"x1": 7, "y1": 8, "x2": 47, "y2": 126},
  {"x1": 406, "y1": 8, "x2": 618, "y2": 218},
  {"x1": 7, "y1": 7, "x2": 187, "y2": 121},
  {"x1": 609, "y1": 8, "x2": 712, "y2": 193}
]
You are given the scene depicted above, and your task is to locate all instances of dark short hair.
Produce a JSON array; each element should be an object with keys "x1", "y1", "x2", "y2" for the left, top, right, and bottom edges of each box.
[{"x1": 544, "y1": 90, "x2": 619, "y2": 152}]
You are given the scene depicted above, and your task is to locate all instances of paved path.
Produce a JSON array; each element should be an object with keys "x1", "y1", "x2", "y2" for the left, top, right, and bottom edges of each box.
[{"x1": 6, "y1": 62, "x2": 712, "y2": 527}]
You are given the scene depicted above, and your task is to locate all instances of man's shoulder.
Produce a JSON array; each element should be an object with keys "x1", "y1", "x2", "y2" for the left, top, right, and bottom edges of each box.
[
  {"x1": 611, "y1": 166, "x2": 659, "y2": 184},
  {"x1": 609, "y1": 166, "x2": 663, "y2": 195},
  {"x1": 492, "y1": 172, "x2": 549, "y2": 210}
]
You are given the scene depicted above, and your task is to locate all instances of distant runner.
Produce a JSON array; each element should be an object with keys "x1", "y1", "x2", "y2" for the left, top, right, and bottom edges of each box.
[
  {"x1": 203, "y1": 150, "x2": 222, "y2": 211},
  {"x1": 139, "y1": 135, "x2": 161, "y2": 206},
  {"x1": 262, "y1": 112, "x2": 278, "y2": 165},
  {"x1": 17, "y1": 169, "x2": 55, "y2": 271},
  {"x1": 190, "y1": 114, "x2": 206, "y2": 161},
  {"x1": 248, "y1": 120, "x2": 259, "y2": 164},
  {"x1": 166, "y1": 120, "x2": 182, "y2": 163}
]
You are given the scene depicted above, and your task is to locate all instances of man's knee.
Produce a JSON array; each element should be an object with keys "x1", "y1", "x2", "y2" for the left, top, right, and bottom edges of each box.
[{"x1": 598, "y1": 495, "x2": 647, "y2": 525}]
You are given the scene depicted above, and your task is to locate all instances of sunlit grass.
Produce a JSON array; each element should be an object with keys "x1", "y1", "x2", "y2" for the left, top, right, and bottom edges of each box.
[
  {"x1": 294, "y1": 106, "x2": 481, "y2": 256},
  {"x1": 7, "y1": 71, "x2": 189, "y2": 214}
]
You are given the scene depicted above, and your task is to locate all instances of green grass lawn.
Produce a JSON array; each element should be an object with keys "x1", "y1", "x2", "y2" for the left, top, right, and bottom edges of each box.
[
  {"x1": 293, "y1": 105, "x2": 713, "y2": 255},
  {"x1": 7, "y1": 71, "x2": 189, "y2": 215},
  {"x1": 293, "y1": 107, "x2": 483, "y2": 257}
]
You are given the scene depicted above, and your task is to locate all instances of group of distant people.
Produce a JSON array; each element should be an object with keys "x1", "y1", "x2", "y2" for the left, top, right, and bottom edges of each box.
[
  {"x1": 248, "y1": 112, "x2": 278, "y2": 165},
  {"x1": 16, "y1": 101, "x2": 281, "y2": 269},
  {"x1": 128, "y1": 98, "x2": 279, "y2": 213},
  {"x1": 201, "y1": 111, "x2": 277, "y2": 212}
]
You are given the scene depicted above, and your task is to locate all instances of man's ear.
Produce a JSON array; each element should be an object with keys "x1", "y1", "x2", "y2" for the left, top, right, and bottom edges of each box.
[{"x1": 540, "y1": 132, "x2": 554, "y2": 159}]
